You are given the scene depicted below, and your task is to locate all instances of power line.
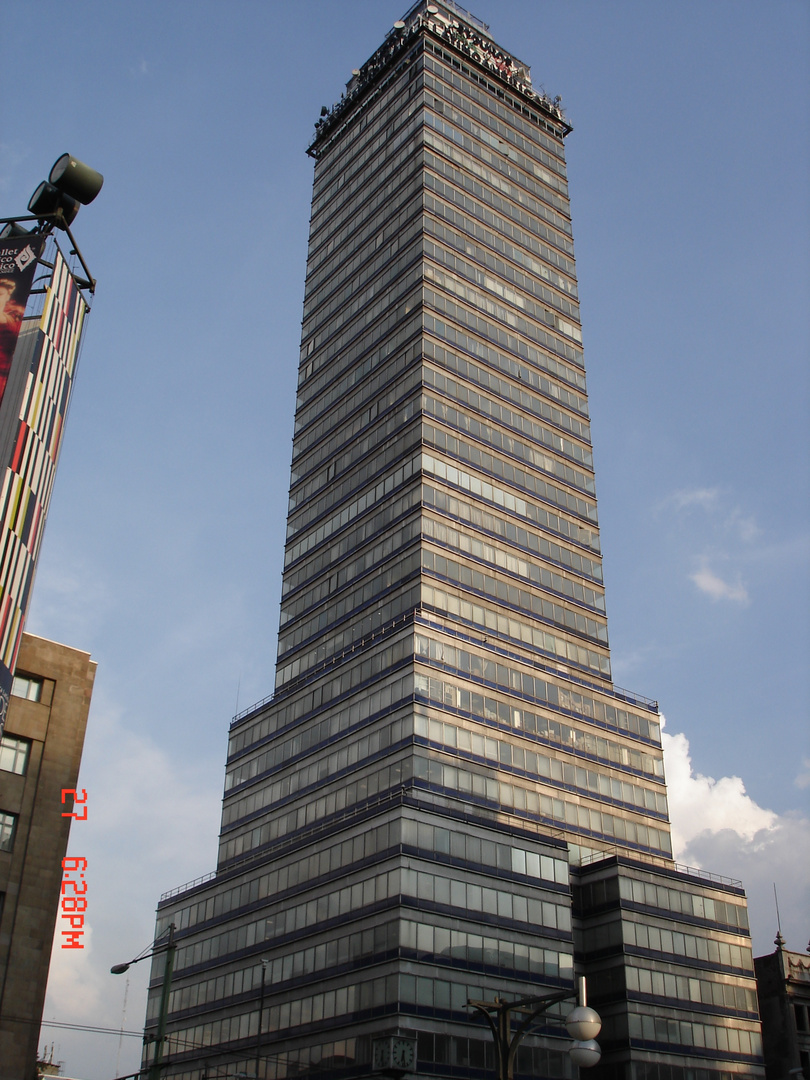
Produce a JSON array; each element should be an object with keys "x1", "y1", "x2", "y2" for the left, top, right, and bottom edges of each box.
[{"x1": 40, "y1": 1019, "x2": 144, "y2": 1038}]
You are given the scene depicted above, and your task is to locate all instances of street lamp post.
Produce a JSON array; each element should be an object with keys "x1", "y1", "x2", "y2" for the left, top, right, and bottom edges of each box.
[
  {"x1": 468, "y1": 978, "x2": 601, "y2": 1080},
  {"x1": 255, "y1": 959, "x2": 270, "y2": 1078},
  {"x1": 111, "y1": 923, "x2": 177, "y2": 1080}
]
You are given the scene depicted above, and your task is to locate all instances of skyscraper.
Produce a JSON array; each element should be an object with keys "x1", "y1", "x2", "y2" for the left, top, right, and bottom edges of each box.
[{"x1": 146, "y1": 4, "x2": 763, "y2": 1077}]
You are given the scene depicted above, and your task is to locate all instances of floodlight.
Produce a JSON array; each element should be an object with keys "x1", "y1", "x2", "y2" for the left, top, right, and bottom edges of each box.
[
  {"x1": 27, "y1": 182, "x2": 80, "y2": 228},
  {"x1": 0, "y1": 222, "x2": 31, "y2": 239},
  {"x1": 49, "y1": 154, "x2": 104, "y2": 205}
]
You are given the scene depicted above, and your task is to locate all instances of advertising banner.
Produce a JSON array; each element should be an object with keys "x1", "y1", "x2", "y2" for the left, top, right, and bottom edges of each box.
[
  {"x1": 0, "y1": 235, "x2": 46, "y2": 409},
  {"x1": 0, "y1": 233, "x2": 47, "y2": 731}
]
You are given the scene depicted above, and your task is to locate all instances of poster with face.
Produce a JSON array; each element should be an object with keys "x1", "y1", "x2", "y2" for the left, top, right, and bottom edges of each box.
[{"x1": 0, "y1": 235, "x2": 46, "y2": 407}]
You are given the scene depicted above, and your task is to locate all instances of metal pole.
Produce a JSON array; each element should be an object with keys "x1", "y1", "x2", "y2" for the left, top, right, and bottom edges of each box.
[
  {"x1": 147, "y1": 923, "x2": 177, "y2": 1080},
  {"x1": 468, "y1": 990, "x2": 571, "y2": 1080},
  {"x1": 255, "y1": 959, "x2": 268, "y2": 1077}
]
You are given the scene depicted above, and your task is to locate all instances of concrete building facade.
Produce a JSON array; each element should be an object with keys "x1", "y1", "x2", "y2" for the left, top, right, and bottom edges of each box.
[
  {"x1": 0, "y1": 632, "x2": 96, "y2": 1080},
  {"x1": 145, "y1": 4, "x2": 763, "y2": 1079},
  {"x1": 755, "y1": 938, "x2": 810, "y2": 1080}
]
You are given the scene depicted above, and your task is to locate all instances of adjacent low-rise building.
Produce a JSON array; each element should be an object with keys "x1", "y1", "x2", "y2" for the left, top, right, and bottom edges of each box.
[
  {"x1": 755, "y1": 936, "x2": 810, "y2": 1080},
  {"x1": 0, "y1": 633, "x2": 96, "y2": 1080}
]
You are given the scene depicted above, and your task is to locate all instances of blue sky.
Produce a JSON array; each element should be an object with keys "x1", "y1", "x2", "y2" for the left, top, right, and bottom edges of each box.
[{"x1": 2, "y1": 1, "x2": 808, "y2": 1076}]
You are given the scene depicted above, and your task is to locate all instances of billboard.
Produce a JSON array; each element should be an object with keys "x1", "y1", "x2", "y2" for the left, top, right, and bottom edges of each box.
[
  {"x1": 0, "y1": 237, "x2": 88, "y2": 731},
  {"x1": 0, "y1": 235, "x2": 46, "y2": 412}
]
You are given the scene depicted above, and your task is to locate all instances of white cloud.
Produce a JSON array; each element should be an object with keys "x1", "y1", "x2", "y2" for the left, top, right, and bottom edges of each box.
[
  {"x1": 663, "y1": 719, "x2": 775, "y2": 853},
  {"x1": 662, "y1": 717, "x2": 809, "y2": 955},
  {"x1": 795, "y1": 758, "x2": 810, "y2": 790},
  {"x1": 668, "y1": 487, "x2": 719, "y2": 511},
  {"x1": 689, "y1": 561, "x2": 749, "y2": 604},
  {"x1": 41, "y1": 693, "x2": 222, "y2": 1079}
]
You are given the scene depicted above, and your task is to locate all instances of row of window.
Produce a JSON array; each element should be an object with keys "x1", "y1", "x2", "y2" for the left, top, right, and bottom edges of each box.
[
  {"x1": 422, "y1": 546, "x2": 608, "y2": 644},
  {"x1": 625, "y1": 964, "x2": 757, "y2": 1014},
  {"x1": 165, "y1": 922, "x2": 399, "y2": 1017},
  {"x1": 309, "y1": 96, "x2": 422, "y2": 232},
  {"x1": 425, "y1": 309, "x2": 585, "y2": 422},
  {"x1": 415, "y1": 633, "x2": 659, "y2": 743},
  {"x1": 414, "y1": 709, "x2": 666, "y2": 816},
  {"x1": 287, "y1": 416, "x2": 418, "y2": 541},
  {"x1": 168, "y1": 808, "x2": 567, "y2": 939},
  {"x1": 222, "y1": 715, "x2": 410, "y2": 826},
  {"x1": 426, "y1": 279, "x2": 582, "y2": 386},
  {"x1": 172, "y1": 857, "x2": 572, "y2": 979},
  {"x1": 400, "y1": 816, "x2": 569, "y2": 886},
  {"x1": 579, "y1": 917, "x2": 753, "y2": 973},
  {"x1": 417, "y1": 1027, "x2": 570, "y2": 1079},
  {"x1": 423, "y1": 514, "x2": 604, "y2": 612},
  {"x1": 230, "y1": 631, "x2": 413, "y2": 758},
  {"x1": 302, "y1": 239, "x2": 422, "y2": 360},
  {"x1": 291, "y1": 347, "x2": 419, "y2": 483},
  {"x1": 626, "y1": 1011, "x2": 761, "y2": 1058},
  {"x1": 423, "y1": 482, "x2": 603, "y2": 579},
  {"x1": 414, "y1": 670, "x2": 661, "y2": 779},
  {"x1": 303, "y1": 262, "x2": 423, "y2": 397},
  {"x1": 294, "y1": 300, "x2": 422, "y2": 461},
  {"x1": 426, "y1": 136, "x2": 574, "y2": 264},
  {"x1": 421, "y1": 439, "x2": 600, "y2": 559},
  {"x1": 425, "y1": 191, "x2": 578, "y2": 323},
  {"x1": 426, "y1": 176, "x2": 578, "y2": 339},
  {"x1": 427, "y1": 362, "x2": 591, "y2": 468},
  {"x1": 281, "y1": 519, "x2": 419, "y2": 625},
  {"x1": 418, "y1": 708, "x2": 666, "y2": 817},
  {"x1": 303, "y1": 213, "x2": 421, "y2": 346},
  {"x1": 289, "y1": 392, "x2": 419, "y2": 517},
  {"x1": 276, "y1": 581, "x2": 420, "y2": 684},
  {"x1": 302, "y1": 209, "x2": 422, "y2": 332},
  {"x1": 423, "y1": 102, "x2": 571, "y2": 243},
  {"x1": 219, "y1": 756, "x2": 411, "y2": 865},
  {"x1": 401, "y1": 916, "x2": 573, "y2": 980},
  {"x1": 308, "y1": 104, "x2": 422, "y2": 260},
  {"x1": 146, "y1": 1038, "x2": 359, "y2": 1080},
  {"x1": 423, "y1": 95, "x2": 572, "y2": 237},
  {"x1": 421, "y1": 579, "x2": 611, "y2": 679},
  {"x1": 424, "y1": 434, "x2": 597, "y2": 530},
  {"x1": 166, "y1": 915, "x2": 575, "y2": 1025},
  {"x1": 307, "y1": 156, "x2": 422, "y2": 310},
  {"x1": 299, "y1": 218, "x2": 419, "y2": 395},
  {"x1": 619, "y1": 875, "x2": 749, "y2": 930},
  {"x1": 425, "y1": 402, "x2": 594, "y2": 507},
  {"x1": 284, "y1": 451, "x2": 418, "y2": 569},
  {"x1": 426, "y1": 216, "x2": 580, "y2": 335},
  {"x1": 302, "y1": 242, "x2": 419, "y2": 409},
  {"x1": 424, "y1": 79, "x2": 569, "y2": 196},
  {"x1": 309, "y1": 55, "x2": 422, "y2": 203},
  {"x1": 282, "y1": 494, "x2": 419, "y2": 606},
  {"x1": 425, "y1": 268, "x2": 581, "y2": 415},
  {"x1": 424, "y1": 39, "x2": 566, "y2": 146},
  {"x1": 425, "y1": 237, "x2": 582, "y2": 345},
  {"x1": 412, "y1": 753, "x2": 672, "y2": 857},
  {"x1": 424, "y1": 53, "x2": 568, "y2": 177}
]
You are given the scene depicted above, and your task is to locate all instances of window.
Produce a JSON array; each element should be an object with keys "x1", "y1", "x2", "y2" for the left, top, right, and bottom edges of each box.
[
  {"x1": 795, "y1": 1002, "x2": 809, "y2": 1032},
  {"x1": 11, "y1": 674, "x2": 43, "y2": 702},
  {"x1": 0, "y1": 812, "x2": 18, "y2": 852},
  {"x1": 0, "y1": 734, "x2": 30, "y2": 775}
]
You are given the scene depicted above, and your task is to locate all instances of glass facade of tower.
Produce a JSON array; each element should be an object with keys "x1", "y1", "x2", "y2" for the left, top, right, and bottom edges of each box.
[{"x1": 144, "y1": 4, "x2": 763, "y2": 1078}]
